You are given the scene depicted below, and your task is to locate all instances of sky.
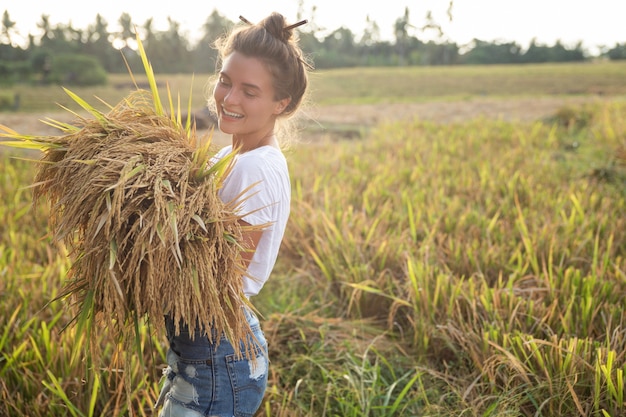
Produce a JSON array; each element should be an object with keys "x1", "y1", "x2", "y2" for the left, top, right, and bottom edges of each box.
[{"x1": 2, "y1": 0, "x2": 625, "y2": 54}]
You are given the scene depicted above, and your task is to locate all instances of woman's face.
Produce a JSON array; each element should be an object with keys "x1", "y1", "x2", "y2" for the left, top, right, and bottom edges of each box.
[{"x1": 213, "y1": 51, "x2": 289, "y2": 144}]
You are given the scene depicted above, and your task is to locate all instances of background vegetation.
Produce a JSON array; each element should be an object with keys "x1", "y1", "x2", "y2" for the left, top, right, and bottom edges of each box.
[
  {"x1": 3, "y1": 60, "x2": 626, "y2": 113},
  {"x1": 2, "y1": 4, "x2": 626, "y2": 88},
  {"x1": 1, "y1": 61, "x2": 625, "y2": 416}
]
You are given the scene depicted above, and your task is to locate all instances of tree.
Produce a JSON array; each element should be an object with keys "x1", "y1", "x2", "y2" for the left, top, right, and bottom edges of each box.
[
  {"x1": 36, "y1": 15, "x2": 53, "y2": 47},
  {"x1": 361, "y1": 15, "x2": 381, "y2": 47},
  {"x1": 161, "y1": 17, "x2": 192, "y2": 72},
  {"x1": 420, "y1": 10, "x2": 443, "y2": 39},
  {"x1": 142, "y1": 18, "x2": 156, "y2": 46},
  {"x1": 358, "y1": 15, "x2": 382, "y2": 66},
  {"x1": 113, "y1": 13, "x2": 141, "y2": 73},
  {"x1": 1, "y1": 11, "x2": 16, "y2": 46},
  {"x1": 315, "y1": 27, "x2": 358, "y2": 68},
  {"x1": 394, "y1": 7, "x2": 412, "y2": 65},
  {"x1": 606, "y1": 43, "x2": 626, "y2": 60},
  {"x1": 142, "y1": 17, "x2": 193, "y2": 73},
  {"x1": 194, "y1": 9, "x2": 233, "y2": 72},
  {"x1": 461, "y1": 39, "x2": 522, "y2": 64},
  {"x1": 49, "y1": 53, "x2": 107, "y2": 85},
  {"x1": 117, "y1": 12, "x2": 135, "y2": 50},
  {"x1": 323, "y1": 27, "x2": 355, "y2": 54},
  {"x1": 521, "y1": 39, "x2": 585, "y2": 63}
]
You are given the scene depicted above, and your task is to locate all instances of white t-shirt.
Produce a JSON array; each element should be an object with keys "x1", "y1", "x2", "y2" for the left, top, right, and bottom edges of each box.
[{"x1": 213, "y1": 145, "x2": 291, "y2": 297}]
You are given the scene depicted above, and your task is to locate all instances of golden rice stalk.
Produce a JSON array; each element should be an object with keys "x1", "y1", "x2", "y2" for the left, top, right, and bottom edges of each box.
[{"x1": 0, "y1": 36, "x2": 262, "y2": 363}]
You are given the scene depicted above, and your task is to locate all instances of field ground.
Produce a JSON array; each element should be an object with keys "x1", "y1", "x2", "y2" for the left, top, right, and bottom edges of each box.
[
  {"x1": 0, "y1": 95, "x2": 613, "y2": 146},
  {"x1": 303, "y1": 95, "x2": 608, "y2": 128}
]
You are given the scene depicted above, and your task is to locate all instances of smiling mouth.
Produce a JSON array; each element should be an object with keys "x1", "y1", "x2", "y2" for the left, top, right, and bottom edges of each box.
[{"x1": 222, "y1": 107, "x2": 244, "y2": 119}]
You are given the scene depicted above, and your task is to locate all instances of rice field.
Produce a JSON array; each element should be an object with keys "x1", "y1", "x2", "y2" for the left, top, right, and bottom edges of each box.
[
  {"x1": 6, "y1": 61, "x2": 626, "y2": 113},
  {"x1": 1, "y1": 62, "x2": 626, "y2": 416}
]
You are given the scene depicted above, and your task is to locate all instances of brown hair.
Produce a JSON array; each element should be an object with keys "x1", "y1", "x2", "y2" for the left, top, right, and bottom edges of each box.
[{"x1": 213, "y1": 12, "x2": 311, "y2": 117}]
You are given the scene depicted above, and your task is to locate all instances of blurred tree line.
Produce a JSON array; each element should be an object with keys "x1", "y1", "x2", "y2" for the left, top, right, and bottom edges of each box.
[{"x1": 1, "y1": 6, "x2": 625, "y2": 87}]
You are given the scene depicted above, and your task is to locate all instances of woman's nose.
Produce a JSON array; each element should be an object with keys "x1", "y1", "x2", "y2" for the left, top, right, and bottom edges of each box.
[{"x1": 223, "y1": 88, "x2": 239, "y2": 105}]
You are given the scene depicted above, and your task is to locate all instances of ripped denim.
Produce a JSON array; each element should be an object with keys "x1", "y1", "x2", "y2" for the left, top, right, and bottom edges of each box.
[{"x1": 155, "y1": 309, "x2": 268, "y2": 417}]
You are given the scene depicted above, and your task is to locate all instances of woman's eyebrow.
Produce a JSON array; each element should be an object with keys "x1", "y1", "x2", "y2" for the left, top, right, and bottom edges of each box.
[
  {"x1": 241, "y1": 82, "x2": 261, "y2": 91},
  {"x1": 220, "y1": 71, "x2": 261, "y2": 91}
]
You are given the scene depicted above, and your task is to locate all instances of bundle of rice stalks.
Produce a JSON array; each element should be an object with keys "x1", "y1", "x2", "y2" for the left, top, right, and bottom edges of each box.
[{"x1": 0, "y1": 39, "x2": 260, "y2": 363}]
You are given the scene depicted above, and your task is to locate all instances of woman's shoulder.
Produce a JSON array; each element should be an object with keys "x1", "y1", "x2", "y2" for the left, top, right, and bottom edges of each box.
[{"x1": 240, "y1": 146, "x2": 287, "y2": 167}]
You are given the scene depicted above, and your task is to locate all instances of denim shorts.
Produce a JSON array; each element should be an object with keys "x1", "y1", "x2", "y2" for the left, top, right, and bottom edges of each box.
[{"x1": 155, "y1": 309, "x2": 268, "y2": 417}]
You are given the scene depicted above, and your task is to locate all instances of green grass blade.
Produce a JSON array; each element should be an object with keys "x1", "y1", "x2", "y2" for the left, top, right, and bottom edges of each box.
[
  {"x1": 88, "y1": 372, "x2": 100, "y2": 417},
  {"x1": 43, "y1": 370, "x2": 84, "y2": 417},
  {"x1": 63, "y1": 88, "x2": 108, "y2": 125},
  {"x1": 135, "y1": 32, "x2": 163, "y2": 115},
  {"x1": 0, "y1": 140, "x2": 54, "y2": 150},
  {"x1": 41, "y1": 117, "x2": 82, "y2": 133},
  {"x1": 389, "y1": 371, "x2": 420, "y2": 413},
  {"x1": 185, "y1": 74, "x2": 195, "y2": 133}
]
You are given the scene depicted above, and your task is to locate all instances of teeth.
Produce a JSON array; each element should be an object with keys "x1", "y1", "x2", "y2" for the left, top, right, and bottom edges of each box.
[{"x1": 222, "y1": 107, "x2": 243, "y2": 118}]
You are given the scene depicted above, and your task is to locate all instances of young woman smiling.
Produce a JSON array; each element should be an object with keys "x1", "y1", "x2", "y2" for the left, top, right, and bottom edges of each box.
[{"x1": 155, "y1": 12, "x2": 311, "y2": 417}]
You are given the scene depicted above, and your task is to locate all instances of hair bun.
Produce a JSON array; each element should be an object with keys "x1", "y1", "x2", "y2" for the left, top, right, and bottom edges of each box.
[
  {"x1": 262, "y1": 12, "x2": 290, "y2": 42},
  {"x1": 240, "y1": 13, "x2": 308, "y2": 44}
]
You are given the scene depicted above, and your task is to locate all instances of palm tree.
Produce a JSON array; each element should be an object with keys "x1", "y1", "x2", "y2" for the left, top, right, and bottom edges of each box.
[
  {"x1": 117, "y1": 12, "x2": 134, "y2": 50},
  {"x1": 37, "y1": 14, "x2": 52, "y2": 46},
  {"x1": 1, "y1": 10, "x2": 17, "y2": 45}
]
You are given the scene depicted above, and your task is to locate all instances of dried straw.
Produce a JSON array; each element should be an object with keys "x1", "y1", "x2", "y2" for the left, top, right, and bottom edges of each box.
[{"x1": 31, "y1": 89, "x2": 259, "y2": 360}]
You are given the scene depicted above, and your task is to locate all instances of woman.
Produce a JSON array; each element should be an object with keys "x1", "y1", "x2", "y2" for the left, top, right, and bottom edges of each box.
[{"x1": 155, "y1": 12, "x2": 311, "y2": 417}]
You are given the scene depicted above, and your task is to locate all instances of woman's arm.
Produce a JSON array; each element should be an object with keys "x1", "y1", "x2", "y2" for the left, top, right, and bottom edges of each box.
[{"x1": 239, "y1": 219, "x2": 263, "y2": 268}]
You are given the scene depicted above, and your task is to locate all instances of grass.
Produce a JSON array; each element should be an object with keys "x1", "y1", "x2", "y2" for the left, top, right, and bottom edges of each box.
[
  {"x1": 309, "y1": 61, "x2": 626, "y2": 105},
  {"x1": 4, "y1": 61, "x2": 626, "y2": 112},
  {"x1": 1, "y1": 64, "x2": 626, "y2": 415}
]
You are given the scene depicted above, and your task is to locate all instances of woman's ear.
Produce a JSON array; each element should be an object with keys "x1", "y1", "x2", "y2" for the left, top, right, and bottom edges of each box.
[{"x1": 274, "y1": 97, "x2": 292, "y2": 115}]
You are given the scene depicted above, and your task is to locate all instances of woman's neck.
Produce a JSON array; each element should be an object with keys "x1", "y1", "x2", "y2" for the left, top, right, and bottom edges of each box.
[{"x1": 232, "y1": 131, "x2": 278, "y2": 153}]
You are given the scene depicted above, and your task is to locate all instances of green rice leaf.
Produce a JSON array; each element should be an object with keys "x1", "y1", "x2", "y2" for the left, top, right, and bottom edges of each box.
[
  {"x1": 192, "y1": 214, "x2": 207, "y2": 232},
  {"x1": 103, "y1": 163, "x2": 145, "y2": 192},
  {"x1": 0, "y1": 140, "x2": 54, "y2": 150},
  {"x1": 43, "y1": 370, "x2": 82, "y2": 417},
  {"x1": 105, "y1": 191, "x2": 112, "y2": 213},
  {"x1": 108, "y1": 270, "x2": 125, "y2": 301},
  {"x1": 185, "y1": 74, "x2": 195, "y2": 133},
  {"x1": 155, "y1": 223, "x2": 165, "y2": 245},
  {"x1": 63, "y1": 88, "x2": 108, "y2": 125},
  {"x1": 41, "y1": 117, "x2": 81, "y2": 133},
  {"x1": 389, "y1": 371, "x2": 421, "y2": 413},
  {"x1": 9, "y1": 157, "x2": 52, "y2": 165},
  {"x1": 71, "y1": 289, "x2": 94, "y2": 367},
  {"x1": 0, "y1": 123, "x2": 20, "y2": 136},
  {"x1": 109, "y1": 239, "x2": 118, "y2": 270},
  {"x1": 94, "y1": 212, "x2": 108, "y2": 238},
  {"x1": 136, "y1": 32, "x2": 163, "y2": 116},
  {"x1": 88, "y1": 372, "x2": 100, "y2": 417},
  {"x1": 191, "y1": 135, "x2": 215, "y2": 179},
  {"x1": 131, "y1": 314, "x2": 144, "y2": 368},
  {"x1": 223, "y1": 232, "x2": 238, "y2": 245},
  {"x1": 161, "y1": 179, "x2": 174, "y2": 195},
  {"x1": 165, "y1": 82, "x2": 178, "y2": 126},
  {"x1": 205, "y1": 149, "x2": 236, "y2": 184}
]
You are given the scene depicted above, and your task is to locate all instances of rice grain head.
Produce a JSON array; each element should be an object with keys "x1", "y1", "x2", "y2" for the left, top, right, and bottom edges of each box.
[{"x1": 16, "y1": 89, "x2": 262, "y2": 362}]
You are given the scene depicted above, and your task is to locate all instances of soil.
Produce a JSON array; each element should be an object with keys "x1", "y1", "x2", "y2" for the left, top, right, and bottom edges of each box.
[
  {"x1": 0, "y1": 95, "x2": 607, "y2": 146},
  {"x1": 309, "y1": 96, "x2": 600, "y2": 125}
]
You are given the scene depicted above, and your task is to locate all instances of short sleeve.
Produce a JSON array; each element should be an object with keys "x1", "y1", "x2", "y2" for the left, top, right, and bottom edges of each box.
[{"x1": 219, "y1": 156, "x2": 275, "y2": 226}]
